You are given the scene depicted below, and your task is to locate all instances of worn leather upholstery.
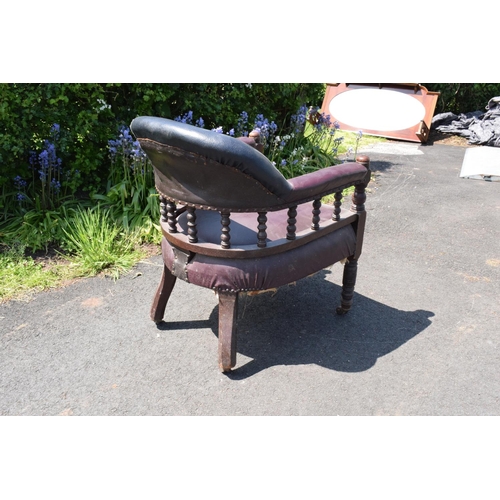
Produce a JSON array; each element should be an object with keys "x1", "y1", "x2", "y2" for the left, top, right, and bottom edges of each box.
[
  {"x1": 161, "y1": 225, "x2": 356, "y2": 292},
  {"x1": 131, "y1": 116, "x2": 369, "y2": 210}
]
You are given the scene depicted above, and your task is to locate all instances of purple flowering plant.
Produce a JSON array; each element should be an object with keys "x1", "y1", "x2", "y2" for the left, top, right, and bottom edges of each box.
[
  {"x1": 95, "y1": 125, "x2": 159, "y2": 239},
  {"x1": 13, "y1": 124, "x2": 77, "y2": 211},
  {"x1": 106, "y1": 125, "x2": 153, "y2": 191},
  {"x1": 265, "y1": 105, "x2": 345, "y2": 178},
  {"x1": 173, "y1": 106, "x2": 346, "y2": 179}
]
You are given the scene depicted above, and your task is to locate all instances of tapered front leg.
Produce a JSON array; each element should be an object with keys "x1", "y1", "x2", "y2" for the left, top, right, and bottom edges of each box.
[
  {"x1": 150, "y1": 264, "x2": 177, "y2": 323},
  {"x1": 336, "y1": 258, "x2": 358, "y2": 315},
  {"x1": 218, "y1": 291, "x2": 239, "y2": 372}
]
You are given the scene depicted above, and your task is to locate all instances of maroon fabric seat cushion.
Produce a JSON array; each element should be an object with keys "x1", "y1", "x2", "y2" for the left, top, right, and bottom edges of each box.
[{"x1": 161, "y1": 223, "x2": 356, "y2": 292}]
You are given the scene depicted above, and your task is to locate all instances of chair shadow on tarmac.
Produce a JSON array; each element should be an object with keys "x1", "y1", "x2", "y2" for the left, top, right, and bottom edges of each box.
[{"x1": 156, "y1": 269, "x2": 434, "y2": 379}]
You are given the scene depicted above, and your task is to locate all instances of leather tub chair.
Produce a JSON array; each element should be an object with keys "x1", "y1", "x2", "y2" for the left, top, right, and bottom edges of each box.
[{"x1": 130, "y1": 116, "x2": 371, "y2": 372}]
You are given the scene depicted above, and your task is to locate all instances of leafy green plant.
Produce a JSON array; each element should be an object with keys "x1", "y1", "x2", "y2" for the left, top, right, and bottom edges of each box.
[
  {"x1": 0, "y1": 200, "x2": 87, "y2": 252},
  {"x1": 423, "y1": 83, "x2": 500, "y2": 114},
  {"x1": 61, "y1": 206, "x2": 145, "y2": 278},
  {"x1": 93, "y1": 125, "x2": 161, "y2": 243},
  {"x1": 0, "y1": 83, "x2": 324, "y2": 207}
]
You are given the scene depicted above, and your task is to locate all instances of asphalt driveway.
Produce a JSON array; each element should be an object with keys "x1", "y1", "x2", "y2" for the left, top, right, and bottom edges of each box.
[{"x1": 1, "y1": 142, "x2": 499, "y2": 415}]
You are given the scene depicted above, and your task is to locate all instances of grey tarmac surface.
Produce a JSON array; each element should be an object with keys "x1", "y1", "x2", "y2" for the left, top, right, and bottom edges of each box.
[{"x1": 1, "y1": 142, "x2": 499, "y2": 416}]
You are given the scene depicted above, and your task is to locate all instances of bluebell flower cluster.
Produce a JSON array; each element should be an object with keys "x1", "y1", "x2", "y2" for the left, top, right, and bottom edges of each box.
[
  {"x1": 235, "y1": 111, "x2": 249, "y2": 137},
  {"x1": 108, "y1": 126, "x2": 146, "y2": 161},
  {"x1": 253, "y1": 114, "x2": 278, "y2": 143},
  {"x1": 174, "y1": 111, "x2": 194, "y2": 125},
  {"x1": 331, "y1": 136, "x2": 344, "y2": 154},
  {"x1": 107, "y1": 125, "x2": 155, "y2": 189},
  {"x1": 163, "y1": 105, "x2": 347, "y2": 179},
  {"x1": 14, "y1": 176, "x2": 28, "y2": 204},
  {"x1": 15, "y1": 124, "x2": 65, "y2": 206},
  {"x1": 29, "y1": 141, "x2": 62, "y2": 183},
  {"x1": 14, "y1": 175, "x2": 27, "y2": 189},
  {"x1": 308, "y1": 106, "x2": 333, "y2": 131},
  {"x1": 38, "y1": 141, "x2": 62, "y2": 178},
  {"x1": 290, "y1": 105, "x2": 309, "y2": 134},
  {"x1": 51, "y1": 178, "x2": 61, "y2": 193},
  {"x1": 174, "y1": 111, "x2": 207, "y2": 129}
]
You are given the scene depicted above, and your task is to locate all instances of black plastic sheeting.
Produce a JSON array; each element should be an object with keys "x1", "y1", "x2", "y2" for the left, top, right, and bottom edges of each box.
[{"x1": 432, "y1": 97, "x2": 500, "y2": 147}]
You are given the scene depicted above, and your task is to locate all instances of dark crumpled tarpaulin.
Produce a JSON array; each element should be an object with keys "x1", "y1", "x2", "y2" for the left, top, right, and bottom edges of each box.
[{"x1": 432, "y1": 97, "x2": 500, "y2": 147}]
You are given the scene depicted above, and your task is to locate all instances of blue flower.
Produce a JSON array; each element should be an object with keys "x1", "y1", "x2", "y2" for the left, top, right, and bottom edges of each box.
[
  {"x1": 29, "y1": 151, "x2": 37, "y2": 169},
  {"x1": 50, "y1": 178, "x2": 61, "y2": 193},
  {"x1": 212, "y1": 126, "x2": 223, "y2": 134},
  {"x1": 174, "y1": 111, "x2": 194, "y2": 124},
  {"x1": 109, "y1": 125, "x2": 142, "y2": 159},
  {"x1": 17, "y1": 193, "x2": 26, "y2": 202},
  {"x1": 281, "y1": 159, "x2": 287, "y2": 166},
  {"x1": 228, "y1": 129, "x2": 235, "y2": 136},
  {"x1": 131, "y1": 140, "x2": 146, "y2": 159},
  {"x1": 38, "y1": 150, "x2": 49, "y2": 172},
  {"x1": 252, "y1": 114, "x2": 277, "y2": 143},
  {"x1": 14, "y1": 175, "x2": 27, "y2": 189},
  {"x1": 317, "y1": 112, "x2": 332, "y2": 129},
  {"x1": 291, "y1": 105, "x2": 308, "y2": 133},
  {"x1": 196, "y1": 117, "x2": 205, "y2": 128},
  {"x1": 235, "y1": 111, "x2": 250, "y2": 137}
]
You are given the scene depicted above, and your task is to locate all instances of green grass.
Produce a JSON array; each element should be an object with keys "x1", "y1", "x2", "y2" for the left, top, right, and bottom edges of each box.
[
  {"x1": 337, "y1": 129, "x2": 386, "y2": 153},
  {"x1": 62, "y1": 206, "x2": 147, "y2": 279},
  {"x1": 320, "y1": 129, "x2": 383, "y2": 205},
  {"x1": 0, "y1": 207, "x2": 150, "y2": 303},
  {"x1": 0, "y1": 244, "x2": 77, "y2": 302}
]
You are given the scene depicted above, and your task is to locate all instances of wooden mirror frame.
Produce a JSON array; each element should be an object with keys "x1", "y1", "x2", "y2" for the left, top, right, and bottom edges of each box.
[{"x1": 320, "y1": 83, "x2": 440, "y2": 143}]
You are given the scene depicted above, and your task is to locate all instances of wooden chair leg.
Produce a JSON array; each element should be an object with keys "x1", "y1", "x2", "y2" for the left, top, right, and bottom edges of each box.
[
  {"x1": 337, "y1": 258, "x2": 358, "y2": 315},
  {"x1": 218, "y1": 291, "x2": 239, "y2": 372},
  {"x1": 150, "y1": 264, "x2": 177, "y2": 323}
]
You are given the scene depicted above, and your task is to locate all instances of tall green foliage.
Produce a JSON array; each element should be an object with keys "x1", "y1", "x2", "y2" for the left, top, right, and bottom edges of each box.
[{"x1": 424, "y1": 83, "x2": 500, "y2": 114}]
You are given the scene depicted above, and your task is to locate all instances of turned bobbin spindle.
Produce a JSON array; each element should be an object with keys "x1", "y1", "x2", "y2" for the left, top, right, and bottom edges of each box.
[
  {"x1": 311, "y1": 199, "x2": 321, "y2": 230},
  {"x1": 257, "y1": 212, "x2": 268, "y2": 248},
  {"x1": 286, "y1": 205, "x2": 297, "y2": 240},
  {"x1": 187, "y1": 207, "x2": 198, "y2": 243},
  {"x1": 220, "y1": 211, "x2": 231, "y2": 249}
]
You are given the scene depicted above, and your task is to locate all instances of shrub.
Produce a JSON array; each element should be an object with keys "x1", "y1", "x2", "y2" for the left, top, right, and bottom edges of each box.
[
  {"x1": 424, "y1": 83, "x2": 500, "y2": 114},
  {"x1": 1, "y1": 83, "x2": 324, "y2": 221}
]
